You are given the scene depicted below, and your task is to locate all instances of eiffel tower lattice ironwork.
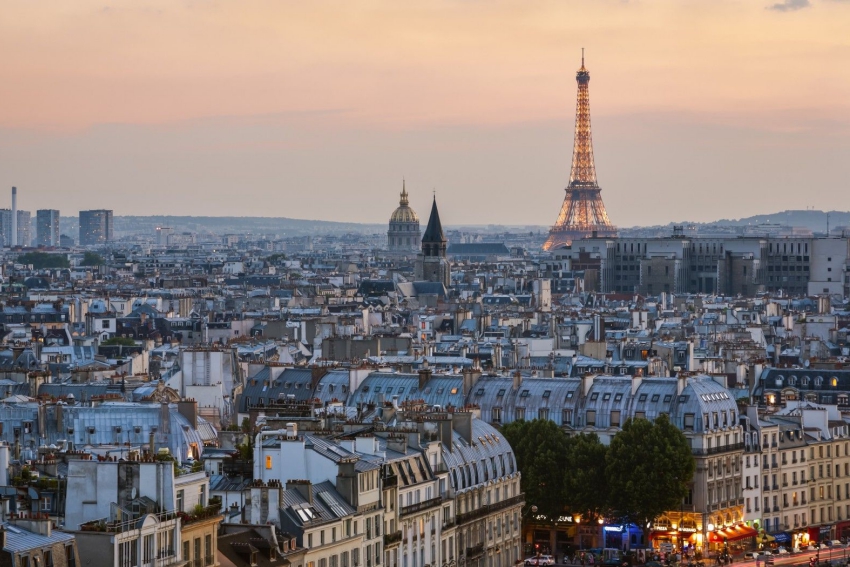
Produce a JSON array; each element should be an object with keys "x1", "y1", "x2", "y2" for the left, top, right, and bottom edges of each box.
[{"x1": 543, "y1": 50, "x2": 617, "y2": 251}]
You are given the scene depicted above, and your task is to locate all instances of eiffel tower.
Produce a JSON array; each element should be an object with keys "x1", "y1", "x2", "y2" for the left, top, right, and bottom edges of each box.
[{"x1": 543, "y1": 50, "x2": 617, "y2": 251}]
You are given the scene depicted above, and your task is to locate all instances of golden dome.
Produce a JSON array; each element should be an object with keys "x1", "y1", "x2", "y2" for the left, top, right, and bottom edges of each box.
[{"x1": 390, "y1": 182, "x2": 419, "y2": 223}]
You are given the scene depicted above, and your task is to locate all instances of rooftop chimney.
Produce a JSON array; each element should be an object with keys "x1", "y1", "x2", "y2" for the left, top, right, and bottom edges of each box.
[
  {"x1": 177, "y1": 399, "x2": 198, "y2": 429},
  {"x1": 418, "y1": 361, "x2": 432, "y2": 390},
  {"x1": 286, "y1": 479, "x2": 313, "y2": 505}
]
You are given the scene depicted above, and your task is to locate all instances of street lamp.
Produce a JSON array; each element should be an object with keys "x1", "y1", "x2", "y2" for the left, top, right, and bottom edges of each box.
[
  {"x1": 707, "y1": 524, "x2": 715, "y2": 559},
  {"x1": 522, "y1": 505, "x2": 539, "y2": 559}
]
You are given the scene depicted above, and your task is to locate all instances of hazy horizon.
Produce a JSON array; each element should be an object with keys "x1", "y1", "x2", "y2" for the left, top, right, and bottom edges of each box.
[{"x1": 2, "y1": 1, "x2": 849, "y2": 227}]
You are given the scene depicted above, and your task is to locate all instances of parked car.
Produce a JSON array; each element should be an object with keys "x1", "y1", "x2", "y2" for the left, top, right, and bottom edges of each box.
[
  {"x1": 819, "y1": 543, "x2": 830, "y2": 550},
  {"x1": 791, "y1": 547, "x2": 802, "y2": 554},
  {"x1": 744, "y1": 552, "x2": 758, "y2": 560},
  {"x1": 525, "y1": 556, "x2": 556, "y2": 566},
  {"x1": 830, "y1": 541, "x2": 844, "y2": 548},
  {"x1": 807, "y1": 545, "x2": 817, "y2": 551},
  {"x1": 775, "y1": 547, "x2": 789, "y2": 555},
  {"x1": 761, "y1": 551, "x2": 773, "y2": 556}
]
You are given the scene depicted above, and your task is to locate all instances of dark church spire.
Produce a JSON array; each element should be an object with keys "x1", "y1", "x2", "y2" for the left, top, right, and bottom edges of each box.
[{"x1": 422, "y1": 196, "x2": 446, "y2": 246}]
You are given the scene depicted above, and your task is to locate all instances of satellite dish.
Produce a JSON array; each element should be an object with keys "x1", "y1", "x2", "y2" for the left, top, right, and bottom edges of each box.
[
  {"x1": 131, "y1": 487, "x2": 137, "y2": 499},
  {"x1": 804, "y1": 360, "x2": 810, "y2": 368}
]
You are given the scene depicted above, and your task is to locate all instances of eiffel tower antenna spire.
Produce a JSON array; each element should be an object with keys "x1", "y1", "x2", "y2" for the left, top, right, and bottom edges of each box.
[{"x1": 543, "y1": 51, "x2": 617, "y2": 251}]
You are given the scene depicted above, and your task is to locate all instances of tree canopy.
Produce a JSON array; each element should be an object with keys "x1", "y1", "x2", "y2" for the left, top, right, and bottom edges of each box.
[
  {"x1": 502, "y1": 421, "x2": 610, "y2": 522},
  {"x1": 564, "y1": 432, "x2": 609, "y2": 520},
  {"x1": 501, "y1": 415, "x2": 695, "y2": 529},
  {"x1": 80, "y1": 252, "x2": 105, "y2": 266},
  {"x1": 101, "y1": 337, "x2": 137, "y2": 346},
  {"x1": 16, "y1": 252, "x2": 70, "y2": 269},
  {"x1": 605, "y1": 414, "x2": 695, "y2": 531},
  {"x1": 501, "y1": 419, "x2": 570, "y2": 520}
]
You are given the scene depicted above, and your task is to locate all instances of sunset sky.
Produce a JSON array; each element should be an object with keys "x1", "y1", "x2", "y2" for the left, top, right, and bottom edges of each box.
[{"x1": 1, "y1": 0, "x2": 849, "y2": 227}]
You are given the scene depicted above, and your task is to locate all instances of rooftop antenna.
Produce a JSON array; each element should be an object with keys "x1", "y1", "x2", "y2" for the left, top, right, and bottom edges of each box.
[{"x1": 582, "y1": 47, "x2": 585, "y2": 67}]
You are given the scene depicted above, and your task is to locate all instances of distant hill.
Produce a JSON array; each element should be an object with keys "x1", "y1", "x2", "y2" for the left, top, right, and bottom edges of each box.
[
  {"x1": 60, "y1": 215, "x2": 387, "y2": 238},
  {"x1": 623, "y1": 210, "x2": 850, "y2": 236},
  {"x1": 711, "y1": 210, "x2": 850, "y2": 232}
]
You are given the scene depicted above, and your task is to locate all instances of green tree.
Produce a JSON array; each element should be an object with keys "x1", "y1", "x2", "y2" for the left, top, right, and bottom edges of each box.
[
  {"x1": 606, "y1": 414, "x2": 695, "y2": 541},
  {"x1": 502, "y1": 419, "x2": 570, "y2": 521},
  {"x1": 16, "y1": 252, "x2": 70, "y2": 269},
  {"x1": 80, "y1": 252, "x2": 105, "y2": 266},
  {"x1": 101, "y1": 337, "x2": 137, "y2": 346},
  {"x1": 564, "y1": 433, "x2": 609, "y2": 520}
]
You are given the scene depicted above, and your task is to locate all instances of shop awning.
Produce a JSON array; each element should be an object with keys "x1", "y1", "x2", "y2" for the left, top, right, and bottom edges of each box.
[
  {"x1": 773, "y1": 533, "x2": 792, "y2": 544},
  {"x1": 708, "y1": 526, "x2": 758, "y2": 542}
]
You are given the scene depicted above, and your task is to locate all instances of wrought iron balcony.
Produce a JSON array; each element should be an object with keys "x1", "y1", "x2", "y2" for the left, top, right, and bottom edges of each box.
[{"x1": 401, "y1": 496, "x2": 443, "y2": 517}]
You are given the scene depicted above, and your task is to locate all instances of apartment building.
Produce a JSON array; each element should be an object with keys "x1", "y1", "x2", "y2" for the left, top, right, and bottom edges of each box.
[
  {"x1": 251, "y1": 409, "x2": 523, "y2": 567},
  {"x1": 65, "y1": 456, "x2": 221, "y2": 567}
]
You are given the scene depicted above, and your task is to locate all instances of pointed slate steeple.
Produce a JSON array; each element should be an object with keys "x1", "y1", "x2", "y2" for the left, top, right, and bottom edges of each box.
[{"x1": 421, "y1": 196, "x2": 446, "y2": 257}]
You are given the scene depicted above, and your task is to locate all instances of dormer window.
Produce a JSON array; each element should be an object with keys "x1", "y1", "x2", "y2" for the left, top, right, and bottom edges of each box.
[{"x1": 520, "y1": 390, "x2": 530, "y2": 398}]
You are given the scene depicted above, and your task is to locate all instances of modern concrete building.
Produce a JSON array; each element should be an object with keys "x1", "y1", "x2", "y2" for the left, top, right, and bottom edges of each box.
[
  {"x1": 0, "y1": 209, "x2": 31, "y2": 247},
  {"x1": 37, "y1": 209, "x2": 61, "y2": 247},
  {"x1": 554, "y1": 233, "x2": 850, "y2": 298},
  {"x1": 79, "y1": 209, "x2": 114, "y2": 246}
]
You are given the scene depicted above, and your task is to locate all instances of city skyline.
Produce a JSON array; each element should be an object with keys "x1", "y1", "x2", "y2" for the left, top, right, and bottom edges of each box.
[{"x1": 1, "y1": 1, "x2": 849, "y2": 226}]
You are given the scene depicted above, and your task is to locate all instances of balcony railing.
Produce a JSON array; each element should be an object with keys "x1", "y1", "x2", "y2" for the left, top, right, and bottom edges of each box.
[
  {"x1": 79, "y1": 510, "x2": 178, "y2": 533},
  {"x1": 400, "y1": 497, "x2": 443, "y2": 517},
  {"x1": 466, "y1": 543, "x2": 485, "y2": 560},
  {"x1": 384, "y1": 531, "x2": 403, "y2": 547},
  {"x1": 693, "y1": 442, "x2": 745, "y2": 456},
  {"x1": 457, "y1": 494, "x2": 525, "y2": 526},
  {"x1": 180, "y1": 498, "x2": 223, "y2": 527}
]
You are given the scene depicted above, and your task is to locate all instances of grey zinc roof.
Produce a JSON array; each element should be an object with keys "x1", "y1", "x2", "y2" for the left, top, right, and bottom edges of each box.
[
  {"x1": 0, "y1": 402, "x2": 206, "y2": 462},
  {"x1": 630, "y1": 379, "x2": 679, "y2": 423},
  {"x1": 350, "y1": 372, "x2": 465, "y2": 408},
  {"x1": 0, "y1": 522, "x2": 76, "y2": 553},
  {"x1": 470, "y1": 376, "x2": 581, "y2": 425},
  {"x1": 578, "y1": 377, "x2": 634, "y2": 428},
  {"x1": 240, "y1": 367, "x2": 316, "y2": 411},
  {"x1": 281, "y1": 480, "x2": 356, "y2": 526},
  {"x1": 675, "y1": 376, "x2": 739, "y2": 433},
  {"x1": 443, "y1": 419, "x2": 518, "y2": 494},
  {"x1": 313, "y1": 370, "x2": 351, "y2": 405}
]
